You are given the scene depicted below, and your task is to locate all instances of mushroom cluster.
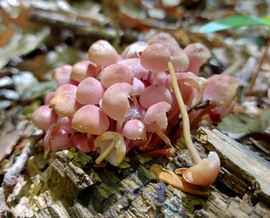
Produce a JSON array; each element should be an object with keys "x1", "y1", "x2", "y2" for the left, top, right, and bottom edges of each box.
[{"x1": 32, "y1": 32, "x2": 238, "y2": 187}]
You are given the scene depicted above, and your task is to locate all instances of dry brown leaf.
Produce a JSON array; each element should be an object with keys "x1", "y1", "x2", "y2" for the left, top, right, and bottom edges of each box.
[{"x1": 150, "y1": 164, "x2": 208, "y2": 196}]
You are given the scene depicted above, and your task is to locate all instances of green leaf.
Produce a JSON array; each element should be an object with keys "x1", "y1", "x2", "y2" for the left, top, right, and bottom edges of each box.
[
  {"x1": 199, "y1": 14, "x2": 270, "y2": 33},
  {"x1": 217, "y1": 109, "x2": 270, "y2": 135}
]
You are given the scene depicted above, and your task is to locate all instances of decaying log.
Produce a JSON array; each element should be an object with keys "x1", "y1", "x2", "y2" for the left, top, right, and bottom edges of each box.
[{"x1": 2, "y1": 128, "x2": 270, "y2": 217}]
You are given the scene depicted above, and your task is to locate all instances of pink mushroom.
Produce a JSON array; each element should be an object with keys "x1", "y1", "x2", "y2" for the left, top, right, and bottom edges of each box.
[
  {"x1": 118, "y1": 58, "x2": 149, "y2": 80},
  {"x1": 76, "y1": 77, "x2": 105, "y2": 105},
  {"x1": 182, "y1": 151, "x2": 221, "y2": 186},
  {"x1": 52, "y1": 65, "x2": 77, "y2": 87},
  {"x1": 122, "y1": 119, "x2": 147, "y2": 140},
  {"x1": 144, "y1": 101, "x2": 172, "y2": 146},
  {"x1": 59, "y1": 116, "x2": 76, "y2": 134},
  {"x1": 146, "y1": 32, "x2": 179, "y2": 48},
  {"x1": 72, "y1": 105, "x2": 109, "y2": 135},
  {"x1": 140, "y1": 44, "x2": 171, "y2": 83},
  {"x1": 32, "y1": 105, "x2": 58, "y2": 131},
  {"x1": 50, "y1": 88, "x2": 79, "y2": 118},
  {"x1": 169, "y1": 47, "x2": 189, "y2": 72},
  {"x1": 101, "y1": 82, "x2": 133, "y2": 132},
  {"x1": 100, "y1": 63, "x2": 134, "y2": 89},
  {"x1": 70, "y1": 133, "x2": 92, "y2": 152},
  {"x1": 139, "y1": 84, "x2": 173, "y2": 109},
  {"x1": 121, "y1": 41, "x2": 148, "y2": 59},
  {"x1": 88, "y1": 40, "x2": 118, "y2": 67},
  {"x1": 94, "y1": 131, "x2": 126, "y2": 166},
  {"x1": 184, "y1": 43, "x2": 211, "y2": 74},
  {"x1": 43, "y1": 123, "x2": 71, "y2": 156},
  {"x1": 70, "y1": 60, "x2": 97, "y2": 82}
]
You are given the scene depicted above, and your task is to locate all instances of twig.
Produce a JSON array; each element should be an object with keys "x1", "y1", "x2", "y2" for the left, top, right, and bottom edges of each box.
[{"x1": 247, "y1": 34, "x2": 270, "y2": 96}]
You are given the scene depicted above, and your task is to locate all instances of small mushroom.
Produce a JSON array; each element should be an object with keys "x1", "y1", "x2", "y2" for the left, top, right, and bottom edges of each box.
[
  {"x1": 76, "y1": 77, "x2": 105, "y2": 105},
  {"x1": 88, "y1": 40, "x2": 118, "y2": 67},
  {"x1": 140, "y1": 43, "x2": 171, "y2": 84},
  {"x1": 101, "y1": 82, "x2": 133, "y2": 132},
  {"x1": 100, "y1": 63, "x2": 134, "y2": 88},
  {"x1": 72, "y1": 105, "x2": 109, "y2": 135},
  {"x1": 139, "y1": 84, "x2": 173, "y2": 109},
  {"x1": 52, "y1": 65, "x2": 78, "y2": 87},
  {"x1": 70, "y1": 133, "x2": 92, "y2": 152},
  {"x1": 94, "y1": 131, "x2": 126, "y2": 166},
  {"x1": 121, "y1": 41, "x2": 148, "y2": 59},
  {"x1": 144, "y1": 101, "x2": 172, "y2": 146},
  {"x1": 32, "y1": 105, "x2": 58, "y2": 131},
  {"x1": 182, "y1": 151, "x2": 221, "y2": 186},
  {"x1": 184, "y1": 43, "x2": 211, "y2": 74},
  {"x1": 70, "y1": 60, "x2": 97, "y2": 82},
  {"x1": 122, "y1": 119, "x2": 147, "y2": 140}
]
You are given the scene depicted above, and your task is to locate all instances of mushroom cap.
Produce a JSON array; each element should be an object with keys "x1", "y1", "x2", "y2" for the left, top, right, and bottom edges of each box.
[
  {"x1": 72, "y1": 105, "x2": 109, "y2": 135},
  {"x1": 101, "y1": 82, "x2": 133, "y2": 121},
  {"x1": 70, "y1": 60, "x2": 96, "y2": 82},
  {"x1": 184, "y1": 43, "x2": 211, "y2": 74},
  {"x1": 52, "y1": 65, "x2": 76, "y2": 87},
  {"x1": 169, "y1": 47, "x2": 189, "y2": 72},
  {"x1": 50, "y1": 89, "x2": 79, "y2": 117},
  {"x1": 183, "y1": 151, "x2": 221, "y2": 186},
  {"x1": 202, "y1": 75, "x2": 238, "y2": 108},
  {"x1": 144, "y1": 101, "x2": 171, "y2": 132},
  {"x1": 140, "y1": 43, "x2": 171, "y2": 72},
  {"x1": 118, "y1": 58, "x2": 149, "y2": 80},
  {"x1": 139, "y1": 84, "x2": 173, "y2": 109},
  {"x1": 88, "y1": 40, "x2": 118, "y2": 67},
  {"x1": 121, "y1": 41, "x2": 148, "y2": 59},
  {"x1": 32, "y1": 105, "x2": 58, "y2": 131},
  {"x1": 122, "y1": 119, "x2": 146, "y2": 140},
  {"x1": 76, "y1": 77, "x2": 105, "y2": 105},
  {"x1": 130, "y1": 77, "x2": 145, "y2": 96},
  {"x1": 100, "y1": 63, "x2": 134, "y2": 89},
  {"x1": 146, "y1": 32, "x2": 179, "y2": 48}
]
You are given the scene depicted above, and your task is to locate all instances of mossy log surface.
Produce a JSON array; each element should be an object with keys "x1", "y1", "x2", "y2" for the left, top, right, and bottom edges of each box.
[{"x1": 1, "y1": 127, "x2": 270, "y2": 217}]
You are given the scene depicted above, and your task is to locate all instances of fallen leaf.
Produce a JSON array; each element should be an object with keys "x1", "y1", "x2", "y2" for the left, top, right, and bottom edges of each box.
[{"x1": 150, "y1": 164, "x2": 208, "y2": 196}]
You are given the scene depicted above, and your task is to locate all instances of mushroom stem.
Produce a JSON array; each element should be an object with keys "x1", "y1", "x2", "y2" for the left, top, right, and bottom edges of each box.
[
  {"x1": 95, "y1": 140, "x2": 116, "y2": 165},
  {"x1": 156, "y1": 128, "x2": 172, "y2": 147},
  {"x1": 87, "y1": 132, "x2": 95, "y2": 151},
  {"x1": 116, "y1": 121, "x2": 124, "y2": 133},
  {"x1": 168, "y1": 62, "x2": 201, "y2": 164}
]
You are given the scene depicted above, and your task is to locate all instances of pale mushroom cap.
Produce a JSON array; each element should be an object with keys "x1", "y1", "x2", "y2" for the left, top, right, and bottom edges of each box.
[
  {"x1": 139, "y1": 84, "x2": 173, "y2": 109},
  {"x1": 100, "y1": 63, "x2": 134, "y2": 89},
  {"x1": 144, "y1": 101, "x2": 171, "y2": 132},
  {"x1": 122, "y1": 119, "x2": 147, "y2": 140},
  {"x1": 50, "y1": 89, "x2": 79, "y2": 117},
  {"x1": 183, "y1": 151, "x2": 221, "y2": 186},
  {"x1": 76, "y1": 77, "x2": 105, "y2": 105},
  {"x1": 72, "y1": 105, "x2": 109, "y2": 135},
  {"x1": 169, "y1": 47, "x2": 189, "y2": 72},
  {"x1": 146, "y1": 32, "x2": 179, "y2": 48},
  {"x1": 118, "y1": 58, "x2": 149, "y2": 80},
  {"x1": 70, "y1": 60, "x2": 96, "y2": 82},
  {"x1": 140, "y1": 43, "x2": 171, "y2": 72},
  {"x1": 121, "y1": 41, "x2": 148, "y2": 59},
  {"x1": 88, "y1": 40, "x2": 118, "y2": 67},
  {"x1": 101, "y1": 82, "x2": 133, "y2": 121},
  {"x1": 52, "y1": 65, "x2": 73, "y2": 87},
  {"x1": 202, "y1": 75, "x2": 238, "y2": 108},
  {"x1": 32, "y1": 105, "x2": 58, "y2": 131}
]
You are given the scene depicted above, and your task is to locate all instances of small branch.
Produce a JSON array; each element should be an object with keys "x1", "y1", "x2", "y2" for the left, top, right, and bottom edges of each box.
[{"x1": 247, "y1": 34, "x2": 270, "y2": 96}]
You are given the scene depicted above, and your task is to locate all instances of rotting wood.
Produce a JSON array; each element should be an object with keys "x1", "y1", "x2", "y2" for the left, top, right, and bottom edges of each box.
[{"x1": 2, "y1": 128, "x2": 270, "y2": 217}]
